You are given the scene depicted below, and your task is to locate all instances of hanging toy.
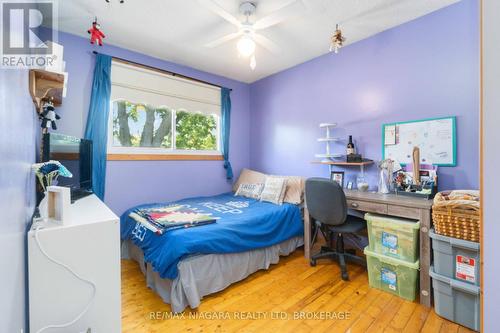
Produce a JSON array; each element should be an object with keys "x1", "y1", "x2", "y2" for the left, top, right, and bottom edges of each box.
[
  {"x1": 88, "y1": 18, "x2": 106, "y2": 46},
  {"x1": 39, "y1": 98, "x2": 60, "y2": 131}
]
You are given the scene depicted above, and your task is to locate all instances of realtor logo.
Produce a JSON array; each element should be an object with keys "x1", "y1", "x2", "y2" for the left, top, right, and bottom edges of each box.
[{"x1": 1, "y1": 0, "x2": 57, "y2": 68}]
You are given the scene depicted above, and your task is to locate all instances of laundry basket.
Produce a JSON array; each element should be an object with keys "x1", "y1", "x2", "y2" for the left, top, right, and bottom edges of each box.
[{"x1": 432, "y1": 190, "x2": 480, "y2": 242}]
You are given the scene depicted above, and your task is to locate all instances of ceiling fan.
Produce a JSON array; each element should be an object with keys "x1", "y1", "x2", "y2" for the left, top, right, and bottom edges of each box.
[{"x1": 200, "y1": 0, "x2": 305, "y2": 70}]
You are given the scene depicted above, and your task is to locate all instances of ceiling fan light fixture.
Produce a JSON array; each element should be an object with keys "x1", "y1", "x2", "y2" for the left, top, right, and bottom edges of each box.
[{"x1": 237, "y1": 36, "x2": 256, "y2": 57}]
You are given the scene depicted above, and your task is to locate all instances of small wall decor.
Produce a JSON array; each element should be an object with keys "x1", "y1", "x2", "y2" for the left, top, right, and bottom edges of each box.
[
  {"x1": 88, "y1": 18, "x2": 106, "y2": 46},
  {"x1": 330, "y1": 171, "x2": 345, "y2": 188}
]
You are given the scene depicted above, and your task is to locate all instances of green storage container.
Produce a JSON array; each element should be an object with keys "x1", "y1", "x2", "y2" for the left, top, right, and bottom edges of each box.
[
  {"x1": 365, "y1": 213, "x2": 420, "y2": 262},
  {"x1": 364, "y1": 247, "x2": 419, "y2": 301}
]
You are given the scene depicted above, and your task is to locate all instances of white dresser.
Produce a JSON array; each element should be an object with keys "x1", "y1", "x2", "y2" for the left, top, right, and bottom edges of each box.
[{"x1": 28, "y1": 194, "x2": 121, "y2": 333}]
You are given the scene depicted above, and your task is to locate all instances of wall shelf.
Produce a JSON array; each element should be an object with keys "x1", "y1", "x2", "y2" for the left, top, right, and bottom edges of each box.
[
  {"x1": 29, "y1": 69, "x2": 67, "y2": 110},
  {"x1": 312, "y1": 160, "x2": 374, "y2": 166},
  {"x1": 312, "y1": 159, "x2": 374, "y2": 176}
]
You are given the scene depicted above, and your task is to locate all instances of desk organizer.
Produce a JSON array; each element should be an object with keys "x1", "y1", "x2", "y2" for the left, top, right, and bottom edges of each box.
[
  {"x1": 364, "y1": 247, "x2": 419, "y2": 301},
  {"x1": 365, "y1": 213, "x2": 420, "y2": 262}
]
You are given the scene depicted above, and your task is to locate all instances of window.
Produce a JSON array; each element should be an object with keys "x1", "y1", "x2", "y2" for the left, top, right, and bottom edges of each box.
[{"x1": 107, "y1": 61, "x2": 222, "y2": 160}]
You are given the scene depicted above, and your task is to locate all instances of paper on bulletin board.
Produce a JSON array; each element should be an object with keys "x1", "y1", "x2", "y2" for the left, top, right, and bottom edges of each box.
[
  {"x1": 384, "y1": 125, "x2": 397, "y2": 145},
  {"x1": 382, "y1": 117, "x2": 456, "y2": 166}
]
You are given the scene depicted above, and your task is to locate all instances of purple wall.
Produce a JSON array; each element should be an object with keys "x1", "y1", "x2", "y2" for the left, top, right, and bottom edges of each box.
[
  {"x1": 51, "y1": 31, "x2": 250, "y2": 215},
  {"x1": 249, "y1": 0, "x2": 479, "y2": 191},
  {"x1": 0, "y1": 70, "x2": 38, "y2": 332}
]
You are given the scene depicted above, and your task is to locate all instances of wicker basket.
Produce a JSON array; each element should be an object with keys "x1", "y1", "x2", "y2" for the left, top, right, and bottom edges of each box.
[{"x1": 432, "y1": 191, "x2": 480, "y2": 242}]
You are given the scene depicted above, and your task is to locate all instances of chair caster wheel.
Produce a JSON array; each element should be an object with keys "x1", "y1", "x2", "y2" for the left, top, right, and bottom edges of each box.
[
  {"x1": 310, "y1": 259, "x2": 317, "y2": 267},
  {"x1": 341, "y1": 272, "x2": 349, "y2": 281}
]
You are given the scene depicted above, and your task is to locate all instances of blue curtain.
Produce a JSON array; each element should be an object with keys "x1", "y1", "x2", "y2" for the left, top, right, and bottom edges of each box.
[
  {"x1": 221, "y1": 87, "x2": 233, "y2": 180},
  {"x1": 84, "y1": 54, "x2": 112, "y2": 200}
]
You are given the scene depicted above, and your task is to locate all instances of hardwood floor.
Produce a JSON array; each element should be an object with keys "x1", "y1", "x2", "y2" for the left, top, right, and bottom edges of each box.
[{"x1": 121, "y1": 249, "x2": 474, "y2": 333}]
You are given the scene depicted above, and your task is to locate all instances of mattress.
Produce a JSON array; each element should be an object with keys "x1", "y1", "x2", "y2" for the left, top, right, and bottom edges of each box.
[{"x1": 122, "y1": 236, "x2": 304, "y2": 312}]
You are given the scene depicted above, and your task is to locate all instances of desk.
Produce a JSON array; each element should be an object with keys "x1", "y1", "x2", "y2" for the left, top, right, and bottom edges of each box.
[{"x1": 303, "y1": 189, "x2": 434, "y2": 307}]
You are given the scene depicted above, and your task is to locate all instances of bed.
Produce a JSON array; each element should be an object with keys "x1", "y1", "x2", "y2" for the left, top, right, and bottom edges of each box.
[{"x1": 120, "y1": 191, "x2": 304, "y2": 312}]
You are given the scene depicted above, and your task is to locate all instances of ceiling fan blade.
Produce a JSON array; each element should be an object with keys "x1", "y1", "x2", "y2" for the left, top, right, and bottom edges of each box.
[
  {"x1": 205, "y1": 32, "x2": 242, "y2": 48},
  {"x1": 198, "y1": 0, "x2": 241, "y2": 27},
  {"x1": 253, "y1": 33, "x2": 280, "y2": 54},
  {"x1": 253, "y1": 0, "x2": 305, "y2": 30}
]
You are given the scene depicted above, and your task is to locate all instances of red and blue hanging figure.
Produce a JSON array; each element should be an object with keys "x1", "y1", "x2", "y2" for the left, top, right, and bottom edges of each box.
[{"x1": 88, "y1": 18, "x2": 105, "y2": 46}]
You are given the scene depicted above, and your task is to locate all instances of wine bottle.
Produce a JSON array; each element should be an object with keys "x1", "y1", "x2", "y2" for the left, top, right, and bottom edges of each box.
[{"x1": 346, "y1": 135, "x2": 355, "y2": 155}]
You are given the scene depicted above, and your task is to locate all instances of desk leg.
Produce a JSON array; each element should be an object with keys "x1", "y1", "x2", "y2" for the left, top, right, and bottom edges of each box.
[
  {"x1": 419, "y1": 209, "x2": 432, "y2": 307},
  {"x1": 304, "y1": 207, "x2": 311, "y2": 260}
]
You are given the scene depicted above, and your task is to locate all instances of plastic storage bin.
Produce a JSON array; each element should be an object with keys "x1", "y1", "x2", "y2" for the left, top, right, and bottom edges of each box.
[
  {"x1": 429, "y1": 229, "x2": 480, "y2": 285},
  {"x1": 430, "y1": 266, "x2": 480, "y2": 331},
  {"x1": 364, "y1": 247, "x2": 419, "y2": 301},
  {"x1": 365, "y1": 213, "x2": 420, "y2": 262}
]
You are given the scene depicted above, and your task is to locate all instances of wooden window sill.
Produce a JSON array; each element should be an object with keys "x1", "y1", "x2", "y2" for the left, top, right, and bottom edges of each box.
[{"x1": 106, "y1": 154, "x2": 224, "y2": 161}]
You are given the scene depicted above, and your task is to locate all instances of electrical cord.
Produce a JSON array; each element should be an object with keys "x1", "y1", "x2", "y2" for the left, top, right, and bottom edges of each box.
[{"x1": 34, "y1": 226, "x2": 96, "y2": 333}]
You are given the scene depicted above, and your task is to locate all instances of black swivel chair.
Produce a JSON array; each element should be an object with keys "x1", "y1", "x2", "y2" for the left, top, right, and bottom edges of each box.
[{"x1": 305, "y1": 177, "x2": 366, "y2": 280}]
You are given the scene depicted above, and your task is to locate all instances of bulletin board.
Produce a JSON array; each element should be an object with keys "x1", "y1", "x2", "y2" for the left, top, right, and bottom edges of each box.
[{"x1": 382, "y1": 116, "x2": 456, "y2": 166}]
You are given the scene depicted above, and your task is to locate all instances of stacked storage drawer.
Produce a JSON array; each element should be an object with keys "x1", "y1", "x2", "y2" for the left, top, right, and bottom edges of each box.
[
  {"x1": 429, "y1": 229, "x2": 480, "y2": 331},
  {"x1": 364, "y1": 213, "x2": 420, "y2": 301}
]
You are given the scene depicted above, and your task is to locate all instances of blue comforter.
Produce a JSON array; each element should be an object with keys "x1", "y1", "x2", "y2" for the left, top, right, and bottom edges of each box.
[{"x1": 120, "y1": 192, "x2": 303, "y2": 279}]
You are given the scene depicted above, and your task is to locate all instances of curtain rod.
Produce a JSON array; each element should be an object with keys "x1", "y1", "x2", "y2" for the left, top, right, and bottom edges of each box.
[{"x1": 92, "y1": 51, "x2": 232, "y2": 91}]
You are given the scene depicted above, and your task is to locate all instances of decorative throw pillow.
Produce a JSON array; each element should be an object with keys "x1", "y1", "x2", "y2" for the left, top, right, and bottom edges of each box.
[
  {"x1": 260, "y1": 177, "x2": 288, "y2": 205},
  {"x1": 235, "y1": 183, "x2": 264, "y2": 199},
  {"x1": 275, "y1": 176, "x2": 305, "y2": 205},
  {"x1": 232, "y1": 169, "x2": 267, "y2": 192}
]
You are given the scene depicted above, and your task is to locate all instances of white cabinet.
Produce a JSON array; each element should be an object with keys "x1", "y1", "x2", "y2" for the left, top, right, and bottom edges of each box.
[{"x1": 28, "y1": 195, "x2": 121, "y2": 333}]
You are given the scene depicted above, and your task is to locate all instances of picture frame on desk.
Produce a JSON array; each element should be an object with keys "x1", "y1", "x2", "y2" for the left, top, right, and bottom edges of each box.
[{"x1": 330, "y1": 171, "x2": 345, "y2": 188}]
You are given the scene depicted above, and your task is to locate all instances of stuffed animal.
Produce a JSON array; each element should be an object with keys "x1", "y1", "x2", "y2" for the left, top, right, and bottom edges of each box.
[
  {"x1": 39, "y1": 99, "x2": 60, "y2": 130},
  {"x1": 88, "y1": 19, "x2": 106, "y2": 46}
]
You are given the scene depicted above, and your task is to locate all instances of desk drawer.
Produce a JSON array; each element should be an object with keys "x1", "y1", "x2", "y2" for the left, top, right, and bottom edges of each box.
[
  {"x1": 347, "y1": 199, "x2": 388, "y2": 214},
  {"x1": 387, "y1": 205, "x2": 421, "y2": 219}
]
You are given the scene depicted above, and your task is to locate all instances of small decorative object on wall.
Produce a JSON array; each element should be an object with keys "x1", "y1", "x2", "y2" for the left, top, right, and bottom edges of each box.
[
  {"x1": 39, "y1": 98, "x2": 60, "y2": 132},
  {"x1": 88, "y1": 18, "x2": 106, "y2": 46},
  {"x1": 331, "y1": 171, "x2": 345, "y2": 188},
  {"x1": 329, "y1": 24, "x2": 346, "y2": 54},
  {"x1": 47, "y1": 186, "x2": 71, "y2": 225}
]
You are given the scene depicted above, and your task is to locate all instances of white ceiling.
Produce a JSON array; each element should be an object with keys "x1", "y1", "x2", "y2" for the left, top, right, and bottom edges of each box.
[{"x1": 54, "y1": 0, "x2": 460, "y2": 83}]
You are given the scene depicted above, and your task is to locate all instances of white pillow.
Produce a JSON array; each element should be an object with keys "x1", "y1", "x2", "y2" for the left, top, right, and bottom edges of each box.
[
  {"x1": 260, "y1": 177, "x2": 288, "y2": 205},
  {"x1": 232, "y1": 169, "x2": 267, "y2": 192},
  {"x1": 235, "y1": 183, "x2": 264, "y2": 199}
]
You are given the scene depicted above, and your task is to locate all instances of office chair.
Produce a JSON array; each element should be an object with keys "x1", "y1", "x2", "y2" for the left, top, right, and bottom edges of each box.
[{"x1": 305, "y1": 177, "x2": 366, "y2": 280}]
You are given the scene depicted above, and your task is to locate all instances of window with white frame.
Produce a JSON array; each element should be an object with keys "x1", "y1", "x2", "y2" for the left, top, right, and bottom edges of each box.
[{"x1": 108, "y1": 60, "x2": 222, "y2": 156}]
